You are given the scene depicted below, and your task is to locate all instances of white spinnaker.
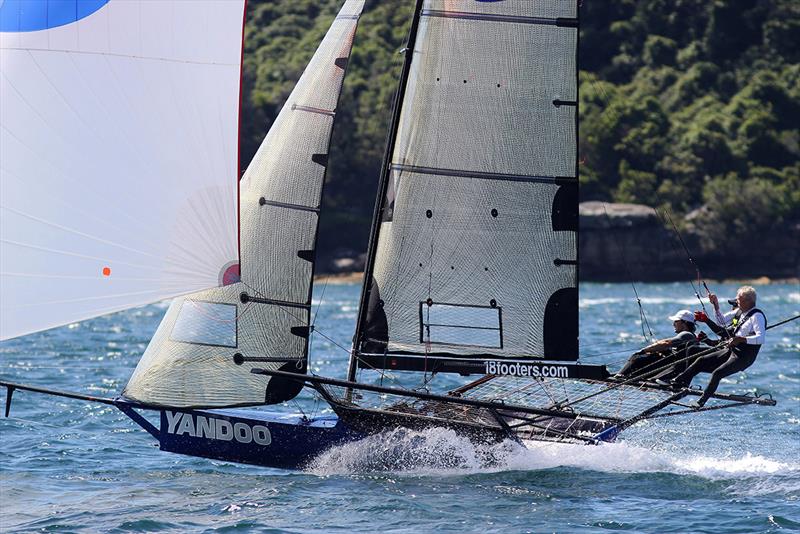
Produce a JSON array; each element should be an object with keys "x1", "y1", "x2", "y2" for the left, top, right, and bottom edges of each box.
[
  {"x1": 0, "y1": 1, "x2": 244, "y2": 340},
  {"x1": 123, "y1": 0, "x2": 365, "y2": 408}
]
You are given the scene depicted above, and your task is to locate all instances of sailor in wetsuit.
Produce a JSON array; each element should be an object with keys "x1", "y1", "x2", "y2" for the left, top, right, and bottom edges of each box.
[
  {"x1": 668, "y1": 285, "x2": 766, "y2": 407},
  {"x1": 614, "y1": 309, "x2": 698, "y2": 380}
]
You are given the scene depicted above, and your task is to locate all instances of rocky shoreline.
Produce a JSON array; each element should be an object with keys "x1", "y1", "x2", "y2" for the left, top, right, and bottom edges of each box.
[
  {"x1": 578, "y1": 202, "x2": 799, "y2": 282},
  {"x1": 315, "y1": 202, "x2": 800, "y2": 283}
]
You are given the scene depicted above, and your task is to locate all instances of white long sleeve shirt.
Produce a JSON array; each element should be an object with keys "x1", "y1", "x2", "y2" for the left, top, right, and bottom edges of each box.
[{"x1": 718, "y1": 308, "x2": 766, "y2": 345}]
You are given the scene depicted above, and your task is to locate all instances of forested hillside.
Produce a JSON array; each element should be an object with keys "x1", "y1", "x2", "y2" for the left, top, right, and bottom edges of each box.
[{"x1": 240, "y1": 0, "x2": 799, "y2": 260}]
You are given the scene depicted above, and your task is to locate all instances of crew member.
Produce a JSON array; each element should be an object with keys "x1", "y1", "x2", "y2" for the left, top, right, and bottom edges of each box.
[
  {"x1": 614, "y1": 309, "x2": 698, "y2": 380},
  {"x1": 669, "y1": 286, "x2": 766, "y2": 407}
]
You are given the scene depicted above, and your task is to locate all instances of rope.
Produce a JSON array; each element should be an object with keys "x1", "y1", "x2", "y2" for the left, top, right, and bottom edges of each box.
[
  {"x1": 579, "y1": 338, "x2": 648, "y2": 350},
  {"x1": 239, "y1": 280, "x2": 351, "y2": 355},
  {"x1": 657, "y1": 208, "x2": 716, "y2": 320},
  {"x1": 311, "y1": 275, "x2": 330, "y2": 328},
  {"x1": 308, "y1": 275, "x2": 331, "y2": 357},
  {"x1": 311, "y1": 329, "x2": 350, "y2": 355},
  {"x1": 561, "y1": 342, "x2": 729, "y2": 409},
  {"x1": 580, "y1": 346, "x2": 645, "y2": 358},
  {"x1": 602, "y1": 203, "x2": 655, "y2": 341}
]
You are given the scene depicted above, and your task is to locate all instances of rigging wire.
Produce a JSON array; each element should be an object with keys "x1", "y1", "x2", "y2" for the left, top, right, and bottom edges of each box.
[
  {"x1": 580, "y1": 346, "x2": 644, "y2": 358},
  {"x1": 376, "y1": 234, "x2": 409, "y2": 388},
  {"x1": 289, "y1": 397, "x2": 308, "y2": 421},
  {"x1": 240, "y1": 280, "x2": 350, "y2": 355},
  {"x1": 601, "y1": 203, "x2": 655, "y2": 341},
  {"x1": 658, "y1": 209, "x2": 730, "y2": 333},
  {"x1": 583, "y1": 81, "x2": 709, "y2": 343},
  {"x1": 311, "y1": 275, "x2": 330, "y2": 328},
  {"x1": 307, "y1": 274, "x2": 331, "y2": 358},
  {"x1": 349, "y1": 353, "x2": 400, "y2": 384},
  {"x1": 659, "y1": 210, "x2": 707, "y2": 309},
  {"x1": 578, "y1": 337, "x2": 649, "y2": 351},
  {"x1": 310, "y1": 329, "x2": 350, "y2": 355},
  {"x1": 657, "y1": 209, "x2": 708, "y2": 311},
  {"x1": 583, "y1": 78, "x2": 713, "y2": 346}
]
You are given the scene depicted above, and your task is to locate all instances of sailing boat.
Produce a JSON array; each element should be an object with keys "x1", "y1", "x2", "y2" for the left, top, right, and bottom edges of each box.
[{"x1": 0, "y1": 0, "x2": 775, "y2": 469}]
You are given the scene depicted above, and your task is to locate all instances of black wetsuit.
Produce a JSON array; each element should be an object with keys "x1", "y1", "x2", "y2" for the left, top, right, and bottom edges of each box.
[
  {"x1": 617, "y1": 331, "x2": 697, "y2": 379},
  {"x1": 672, "y1": 308, "x2": 766, "y2": 404},
  {"x1": 655, "y1": 342, "x2": 707, "y2": 381}
]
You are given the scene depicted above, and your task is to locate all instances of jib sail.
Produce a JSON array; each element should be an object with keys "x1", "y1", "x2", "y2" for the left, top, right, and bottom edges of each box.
[
  {"x1": 123, "y1": 0, "x2": 365, "y2": 408},
  {"x1": 352, "y1": 0, "x2": 579, "y2": 372}
]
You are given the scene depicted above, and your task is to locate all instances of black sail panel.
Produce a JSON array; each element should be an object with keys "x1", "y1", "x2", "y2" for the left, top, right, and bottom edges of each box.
[{"x1": 357, "y1": 0, "x2": 578, "y2": 364}]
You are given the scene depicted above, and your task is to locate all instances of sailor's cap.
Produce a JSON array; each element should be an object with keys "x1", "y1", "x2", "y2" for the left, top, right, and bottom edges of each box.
[{"x1": 668, "y1": 309, "x2": 695, "y2": 323}]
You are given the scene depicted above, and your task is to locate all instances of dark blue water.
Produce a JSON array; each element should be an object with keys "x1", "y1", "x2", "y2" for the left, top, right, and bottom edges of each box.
[{"x1": 1, "y1": 282, "x2": 798, "y2": 533}]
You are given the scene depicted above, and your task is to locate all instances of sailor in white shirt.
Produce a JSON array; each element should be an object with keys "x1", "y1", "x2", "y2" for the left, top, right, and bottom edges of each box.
[{"x1": 670, "y1": 285, "x2": 766, "y2": 407}]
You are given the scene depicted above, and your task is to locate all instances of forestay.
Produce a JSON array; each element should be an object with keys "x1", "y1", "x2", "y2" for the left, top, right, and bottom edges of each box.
[
  {"x1": 0, "y1": 0, "x2": 245, "y2": 340},
  {"x1": 355, "y1": 0, "x2": 579, "y2": 366},
  {"x1": 124, "y1": 0, "x2": 365, "y2": 408}
]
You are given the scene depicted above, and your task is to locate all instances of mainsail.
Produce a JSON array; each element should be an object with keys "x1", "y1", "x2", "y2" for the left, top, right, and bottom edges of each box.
[
  {"x1": 0, "y1": 0, "x2": 245, "y2": 340},
  {"x1": 123, "y1": 0, "x2": 365, "y2": 408},
  {"x1": 352, "y1": 0, "x2": 579, "y2": 373}
]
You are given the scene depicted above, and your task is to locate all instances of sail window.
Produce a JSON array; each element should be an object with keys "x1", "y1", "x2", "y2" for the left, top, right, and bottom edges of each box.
[
  {"x1": 420, "y1": 302, "x2": 502, "y2": 348},
  {"x1": 170, "y1": 300, "x2": 237, "y2": 348}
]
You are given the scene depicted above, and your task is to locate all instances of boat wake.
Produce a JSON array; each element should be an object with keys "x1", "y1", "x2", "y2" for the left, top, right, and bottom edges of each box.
[
  {"x1": 308, "y1": 427, "x2": 521, "y2": 473},
  {"x1": 307, "y1": 427, "x2": 798, "y2": 480}
]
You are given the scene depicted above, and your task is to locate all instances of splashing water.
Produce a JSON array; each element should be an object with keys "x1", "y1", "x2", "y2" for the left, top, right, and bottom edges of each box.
[
  {"x1": 308, "y1": 426, "x2": 798, "y2": 480},
  {"x1": 309, "y1": 427, "x2": 522, "y2": 474}
]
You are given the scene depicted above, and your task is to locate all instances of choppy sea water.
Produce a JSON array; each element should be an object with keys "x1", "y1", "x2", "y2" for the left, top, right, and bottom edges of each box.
[{"x1": 1, "y1": 282, "x2": 798, "y2": 533}]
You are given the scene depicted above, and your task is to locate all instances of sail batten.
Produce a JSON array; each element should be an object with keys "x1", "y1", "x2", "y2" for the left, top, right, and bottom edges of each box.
[
  {"x1": 389, "y1": 164, "x2": 576, "y2": 184},
  {"x1": 420, "y1": 10, "x2": 578, "y2": 27},
  {"x1": 354, "y1": 0, "x2": 579, "y2": 366}
]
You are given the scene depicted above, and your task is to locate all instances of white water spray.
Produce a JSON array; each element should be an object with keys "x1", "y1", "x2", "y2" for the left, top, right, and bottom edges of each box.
[{"x1": 308, "y1": 427, "x2": 799, "y2": 479}]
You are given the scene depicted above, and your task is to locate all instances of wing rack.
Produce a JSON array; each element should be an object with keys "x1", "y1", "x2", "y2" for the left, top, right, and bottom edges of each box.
[{"x1": 249, "y1": 370, "x2": 776, "y2": 445}]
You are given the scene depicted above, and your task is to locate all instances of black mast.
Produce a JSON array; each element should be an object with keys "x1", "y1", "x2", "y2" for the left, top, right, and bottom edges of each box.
[{"x1": 348, "y1": 0, "x2": 425, "y2": 383}]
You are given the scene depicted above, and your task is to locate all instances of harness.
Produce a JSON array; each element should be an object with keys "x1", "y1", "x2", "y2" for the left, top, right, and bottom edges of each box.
[
  {"x1": 731, "y1": 307, "x2": 767, "y2": 359},
  {"x1": 733, "y1": 307, "x2": 767, "y2": 333}
]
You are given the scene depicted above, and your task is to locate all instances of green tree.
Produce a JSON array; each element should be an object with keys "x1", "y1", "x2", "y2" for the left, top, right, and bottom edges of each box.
[
  {"x1": 695, "y1": 174, "x2": 789, "y2": 251},
  {"x1": 643, "y1": 35, "x2": 678, "y2": 67},
  {"x1": 614, "y1": 160, "x2": 659, "y2": 205}
]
